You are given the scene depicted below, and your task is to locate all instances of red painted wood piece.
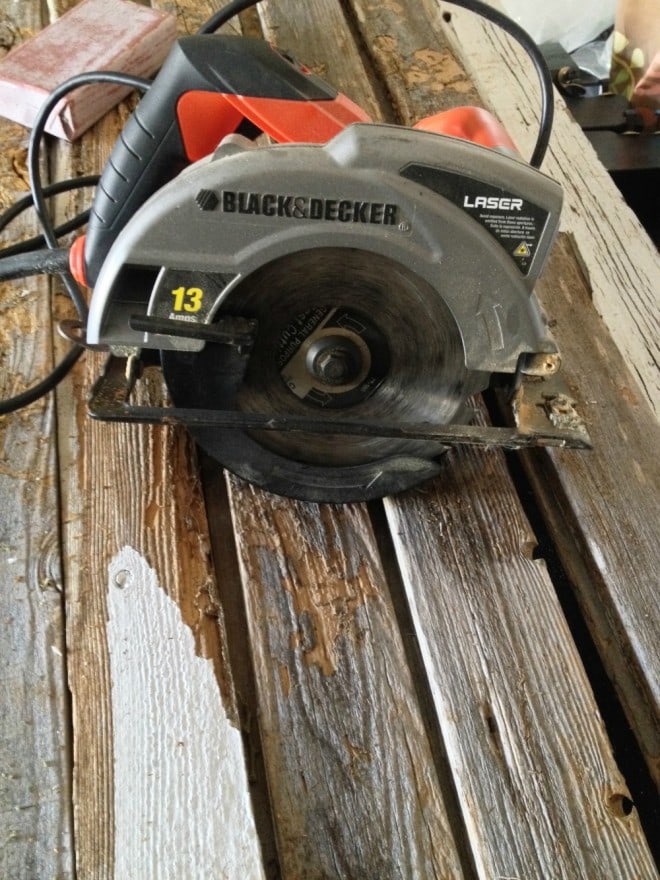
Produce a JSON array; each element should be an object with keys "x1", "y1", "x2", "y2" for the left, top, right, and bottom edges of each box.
[{"x1": 0, "y1": 0, "x2": 177, "y2": 140}]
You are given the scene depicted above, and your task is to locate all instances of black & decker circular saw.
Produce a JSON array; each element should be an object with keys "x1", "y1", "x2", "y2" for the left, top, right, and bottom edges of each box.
[{"x1": 70, "y1": 34, "x2": 589, "y2": 502}]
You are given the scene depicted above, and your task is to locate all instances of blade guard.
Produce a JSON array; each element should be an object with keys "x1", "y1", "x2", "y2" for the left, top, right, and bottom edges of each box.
[
  {"x1": 69, "y1": 106, "x2": 515, "y2": 293},
  {"x1": 85, "y1": 121, "x2": 562, "y2": 374}
]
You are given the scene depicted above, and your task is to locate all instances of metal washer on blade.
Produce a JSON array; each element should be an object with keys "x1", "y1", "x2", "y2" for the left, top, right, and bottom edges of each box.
[{"x1": 278, "y1": 305, "x2": 389, "y2": 408}]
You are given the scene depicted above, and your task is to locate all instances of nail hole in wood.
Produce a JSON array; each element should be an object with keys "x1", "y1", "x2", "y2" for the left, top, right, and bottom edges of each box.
[{"x1": 607, "y1": 792, "x2": 635, "y2": 818}]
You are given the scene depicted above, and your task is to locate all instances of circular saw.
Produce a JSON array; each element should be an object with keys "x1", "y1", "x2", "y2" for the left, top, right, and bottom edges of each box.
[{"x1": 71, "y1": 34, "x2": 590, "y2": 502}]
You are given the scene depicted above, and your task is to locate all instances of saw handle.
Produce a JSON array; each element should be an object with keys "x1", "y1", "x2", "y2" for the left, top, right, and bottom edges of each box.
[
  {"x1": 84, "y1": 37, "x2": 223, "y2": 286},
  {"x1": 81, "y1": 34, "x2": 361, "y2": 286}
]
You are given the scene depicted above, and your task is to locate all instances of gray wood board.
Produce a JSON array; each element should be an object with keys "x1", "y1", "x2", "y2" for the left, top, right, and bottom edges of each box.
[
  {"x1": 526, "y1": 234, "x2": 660, "y2": 785},
  {"x1": 384, "y1": 407, "x2": 658, "y2": 878},
  {"x1": 348, "y1": 0, "x2": 482, "y2": 121},
  {"x1": 50, "y1": 1, "x2": 265, "y2": 876},
  {"x1": 0, "y1": 4, "x2": 73, "y2": 878}
]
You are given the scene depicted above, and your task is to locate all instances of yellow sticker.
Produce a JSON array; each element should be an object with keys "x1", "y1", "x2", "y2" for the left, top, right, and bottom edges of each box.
[{"x1": 171, "y1": 286, "x2": 204, "y2": 313}]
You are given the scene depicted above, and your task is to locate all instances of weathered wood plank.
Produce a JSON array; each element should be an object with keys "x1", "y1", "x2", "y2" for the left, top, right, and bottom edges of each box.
[
  {"x1": 348, "y1": 0, "x2": 481, "y2": 120},
  {"x1": 526, "y1": 234, "x2": 660, "y2": 785},
  {"x1": 7, "y1": 1, "x2": 655, "y2": 878},
  {"x1": 228, "y1": 2, "x2": 658, "y2": 874},
  {"x1": 347, "y1": 0, "x2": 659, "y2": 787},
  {"x1": 225, "y1": 5, "x2": 469, "y2": 876},
  {"x1": 58, "y1": 292, "x2": 265, "y2": 878},
  {"x1": 226, "y1": 478, "x2": 468, "y2": 880},
  {"x1": 49, "y1": 1, "x2": 265, "y2": 876},
  {"x1": 106, "y1": 545, "x2": 265, "y2": 879},
  {"x1": 431, "y1": 0, "x2": 660, "y2": 419},
  {"x1": 0, "y1": 4, "x2": 73, "y2": 878},
  {"x1": 384, "y1": 410, "x2": 658, "y2": 878}
]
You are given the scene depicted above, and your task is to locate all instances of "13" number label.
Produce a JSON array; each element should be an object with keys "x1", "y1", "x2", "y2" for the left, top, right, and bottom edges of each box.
[{"x1": 171, "y1": 286, "x2": 204, "y2": 313}]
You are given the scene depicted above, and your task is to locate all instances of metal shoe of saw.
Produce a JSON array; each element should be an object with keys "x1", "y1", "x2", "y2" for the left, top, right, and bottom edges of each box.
[{"x1": 73, "y1": 34, "x2": 590, "y2": 503}]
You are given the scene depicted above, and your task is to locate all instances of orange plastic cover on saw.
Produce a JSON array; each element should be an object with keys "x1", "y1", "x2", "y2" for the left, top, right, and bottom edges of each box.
[{"x1": 176, "y1": 92, "x2": 517, "y2": 160}]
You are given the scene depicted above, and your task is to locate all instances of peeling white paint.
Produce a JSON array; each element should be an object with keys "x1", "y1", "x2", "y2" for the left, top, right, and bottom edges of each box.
[{"x1": 107, "y1": 546, "x2": 265, "y2": 880}]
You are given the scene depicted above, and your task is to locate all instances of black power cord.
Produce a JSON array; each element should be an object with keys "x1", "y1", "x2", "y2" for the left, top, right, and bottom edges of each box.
[
  {"x1": 198, "y1": 0, "x2": 263, "y2": 35},
  {"x1": 0, "y1": 246, "x2": 71, "y2": 281},
  {"x1": 438, "y1": 0, "x2": 553, "y2": 168},
  {"x1": 0, "y1": 175, "x2": 98, "y2": 253},
  {"x1": 0, "y1": 0, "x2": 554, "y2": 415},
  {"x1": 0, "y1": 73, "x2": 150, "y2": 415}
]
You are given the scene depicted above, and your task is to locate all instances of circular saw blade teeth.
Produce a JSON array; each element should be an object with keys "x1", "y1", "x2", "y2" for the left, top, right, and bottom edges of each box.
[{"x1": 163, "y1": 247, "x2": 479, "y2": 476}]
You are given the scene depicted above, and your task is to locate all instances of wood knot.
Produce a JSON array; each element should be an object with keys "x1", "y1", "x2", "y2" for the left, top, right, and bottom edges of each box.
[{"x1": 0, "y1": 21, "x2": 16, "y2": 54}]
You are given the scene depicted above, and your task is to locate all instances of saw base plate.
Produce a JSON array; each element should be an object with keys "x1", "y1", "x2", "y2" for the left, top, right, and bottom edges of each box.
[{"x1": 88, "y1": 350, "x2": 591, "y2": 503}]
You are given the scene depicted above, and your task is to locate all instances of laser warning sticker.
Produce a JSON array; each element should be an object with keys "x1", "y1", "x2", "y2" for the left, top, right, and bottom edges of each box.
[{"x1": 400, "y1": 164, "x2": 550, "y2": 276}]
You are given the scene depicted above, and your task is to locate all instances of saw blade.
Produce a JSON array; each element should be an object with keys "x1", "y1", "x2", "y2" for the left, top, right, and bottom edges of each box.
[{"x1": 163, "y1": 247, "x2": 477, "y2": 470}]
